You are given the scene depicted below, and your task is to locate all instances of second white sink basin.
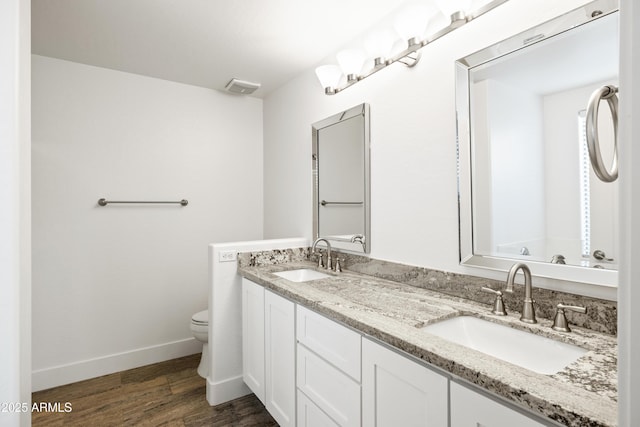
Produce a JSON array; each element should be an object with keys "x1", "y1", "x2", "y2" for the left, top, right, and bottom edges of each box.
[
  {"x1": 421, "y1": 316, "x2": 587, "y2": 375},
  {"x1": 273, "y1": 268, "x2": 331, "y2": 283}
]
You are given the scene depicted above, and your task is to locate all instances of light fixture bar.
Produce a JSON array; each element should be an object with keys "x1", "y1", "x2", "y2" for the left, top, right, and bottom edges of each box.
[{"x1": 327, "y1": 0, "x2": 509, "y2": 95}]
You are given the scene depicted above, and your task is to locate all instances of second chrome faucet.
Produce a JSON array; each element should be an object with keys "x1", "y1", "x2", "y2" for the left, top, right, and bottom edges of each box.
[
  {"x1": 483, "y1": 263, "x2": 536, "y2": 323},
  {"x1": 505, "y1": 263, "x2": 537, "y2": 324}
]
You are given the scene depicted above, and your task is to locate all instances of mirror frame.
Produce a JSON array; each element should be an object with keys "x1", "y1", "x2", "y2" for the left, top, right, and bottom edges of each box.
[
  {"x1": 312, "y1": 103, "x2": 371, "y2": 253},
  {"x1": 456, "y1": 0, "x2": 618, "y2": 287}
]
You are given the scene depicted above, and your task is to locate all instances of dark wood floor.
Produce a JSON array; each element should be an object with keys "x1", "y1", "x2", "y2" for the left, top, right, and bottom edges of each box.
[{"x1": 32, "y1": 354, "x2": 278, "y2": 426}]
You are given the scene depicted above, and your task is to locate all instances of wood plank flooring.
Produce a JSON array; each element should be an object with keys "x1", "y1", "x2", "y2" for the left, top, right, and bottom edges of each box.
[{"x1": 32, "y1": 354, "x2": 278, "y2": 426}]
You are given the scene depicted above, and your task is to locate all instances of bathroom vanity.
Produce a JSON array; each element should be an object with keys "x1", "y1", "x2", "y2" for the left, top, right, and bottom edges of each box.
[
  {"x1": 238, "y1": 4, "x2": 620, "y2": 425},
  {"x1": 238, "y1": 255, "x2": 616, "y2": 427}
]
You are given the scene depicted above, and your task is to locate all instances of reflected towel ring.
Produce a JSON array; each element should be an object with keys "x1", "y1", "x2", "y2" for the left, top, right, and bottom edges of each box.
[{"x1": 586, "y1": 84, "x2": 618, "y2": 182}]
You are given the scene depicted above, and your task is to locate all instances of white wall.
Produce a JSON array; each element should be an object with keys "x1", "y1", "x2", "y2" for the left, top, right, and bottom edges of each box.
[
  {"x1": 31, "y1": 55, "x2": 264, "y2": 390},
  {"x1": 0, "y1": 0, "x2": 31, "y2": 425},
  {"x1": 263, "y1": 0, "x2": 591, "y2": 283},
  {"x1": 483, "y1": 79, "x2": 545, "y2": 257}
]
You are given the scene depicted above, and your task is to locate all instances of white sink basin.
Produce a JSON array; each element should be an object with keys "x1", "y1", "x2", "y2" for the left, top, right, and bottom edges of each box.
[
  {"x1": 421, "y1": 316, "x2": 587, "y2": 375},
  {"x1": 273, "y1": 268, "x2": 331, "y2": 283}
]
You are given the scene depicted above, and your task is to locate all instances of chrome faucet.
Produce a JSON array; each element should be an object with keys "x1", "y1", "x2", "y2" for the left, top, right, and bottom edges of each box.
[
  {"x1": 312, "y1": 237, "x2": 333, "y2": 270},
  {"x1": 505, "y1": 263, "x2": 537, "y2": 324}
]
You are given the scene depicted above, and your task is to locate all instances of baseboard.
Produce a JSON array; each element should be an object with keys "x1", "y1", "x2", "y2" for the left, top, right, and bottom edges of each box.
[
  {"x1": 32, "y1": 337, "x2": 203, "y2": 392},
  {"x1": 206, "y1": 374, "x2": 251, "y2": 406}
]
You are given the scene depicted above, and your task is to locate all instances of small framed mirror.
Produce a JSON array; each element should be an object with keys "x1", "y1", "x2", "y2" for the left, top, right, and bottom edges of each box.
[
  {"x1": 456, "y1": 0, "x2": 618, "y2": 287},
  {"x1": 312, "y1": 103, "x2": 371, "y2": 253}
]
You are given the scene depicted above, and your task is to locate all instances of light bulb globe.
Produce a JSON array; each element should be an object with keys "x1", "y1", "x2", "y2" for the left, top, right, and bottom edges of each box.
[
  {"x1": 336, "y1": 49, "x2": 366, "y2": 81},
  {"x1": 315, "y1": 65, "x2": 342, "y2": 92}
]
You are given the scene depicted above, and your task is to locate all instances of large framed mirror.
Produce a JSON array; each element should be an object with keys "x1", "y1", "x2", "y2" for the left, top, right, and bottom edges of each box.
[
  {"x1": 456, "y1": 0, "x2": 618, "y2": 287},
  {"x1": 312, "y1": 103, "x2": 371, "y2": 253}
]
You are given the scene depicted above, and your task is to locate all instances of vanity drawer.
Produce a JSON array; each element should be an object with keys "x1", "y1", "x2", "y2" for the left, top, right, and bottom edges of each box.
[
  {"x1": 297, "y1": 344, "x2": 361, "y2": 427},
  {"x1": 297, "y1": 390, "x2": 340, "y2": 427},
  {"x1": 296, "y1": 305, "x2": 361, "y2": 381}
]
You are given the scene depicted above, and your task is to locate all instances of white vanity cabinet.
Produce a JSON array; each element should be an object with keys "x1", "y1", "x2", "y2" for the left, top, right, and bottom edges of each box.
[
  {"x1": 241, "y1": 278, "x2": 296, "y2": 427},
  {"x1": 242, "y1": 277, "x2": 552, "y2": 427},
  {"x1": 450, "y1": 382, "x2": 545, "y2": 427},
  {"x1": 362, "y1": 338, "x2": 448, "y2": 427}
]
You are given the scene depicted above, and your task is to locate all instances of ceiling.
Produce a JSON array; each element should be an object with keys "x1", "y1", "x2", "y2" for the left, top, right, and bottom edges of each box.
[{"x1": 31, "y1": 0, "x2": 411, "y2": 98}]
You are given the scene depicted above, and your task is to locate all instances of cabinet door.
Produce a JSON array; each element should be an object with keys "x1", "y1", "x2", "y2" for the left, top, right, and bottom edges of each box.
[
  {"x1": 450, "y1": 382, "x2": 545, "y2": 427},
  {"x1": 265, "y1": 290, "x2": 296, "y2": 427},
  {"x1": 241, "y1": 278, "x2": 265, "y2": 404},
  {"x1": 362, "y1": 338, "x2": 448, "y2": 427}
]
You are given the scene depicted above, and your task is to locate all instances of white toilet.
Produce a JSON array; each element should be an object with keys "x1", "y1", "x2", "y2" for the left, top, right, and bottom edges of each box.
[{"x1": 190, "y1": 310, "x2": 209, "y2": 378}]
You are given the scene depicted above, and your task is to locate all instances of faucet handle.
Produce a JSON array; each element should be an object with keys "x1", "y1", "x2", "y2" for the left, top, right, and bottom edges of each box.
[
  {"x1": 334, "y1": 257, "x2": 343, "y2": 273},
  {"x1": 551, "y1": 303, "x2": 587, "y2": 332},
  {"x1": 314, "y1": 250, "x2": 324, "y2": 268},
  {"x1": 326, "y1": 253, "x2": 333, "y2": 271},
  {"x1": 481, "y1": 287, "x2": 507, "y2": 316}
]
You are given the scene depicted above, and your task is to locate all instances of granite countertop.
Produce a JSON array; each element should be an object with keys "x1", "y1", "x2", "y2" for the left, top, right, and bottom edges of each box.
[{"x1": 238, "y1": 261, "x2": 617, "y2": 427}]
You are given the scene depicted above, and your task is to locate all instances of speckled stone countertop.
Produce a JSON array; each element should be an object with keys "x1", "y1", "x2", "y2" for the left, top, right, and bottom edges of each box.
[{"x1": 238, "y1": 260, "x2": 617, "y2": 427}]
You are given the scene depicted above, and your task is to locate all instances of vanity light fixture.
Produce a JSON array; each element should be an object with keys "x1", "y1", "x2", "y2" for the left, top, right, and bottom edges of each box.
[{"x1": 315, "y1": 0, "x2": 508, "y2": 95}]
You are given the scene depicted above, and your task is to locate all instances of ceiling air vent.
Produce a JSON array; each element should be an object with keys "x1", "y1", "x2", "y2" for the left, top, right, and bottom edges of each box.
[{"x1": 225, "y1": 78, "x2": 261, "y2": 95}]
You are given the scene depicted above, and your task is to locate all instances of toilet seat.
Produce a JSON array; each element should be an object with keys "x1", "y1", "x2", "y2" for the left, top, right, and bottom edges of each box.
[{"x1": 191, "y1": 310, "x2": 208, "y2": 325}]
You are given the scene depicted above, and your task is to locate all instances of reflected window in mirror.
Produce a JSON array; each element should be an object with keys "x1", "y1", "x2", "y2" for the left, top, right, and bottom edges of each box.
[{"x1": 578, "y1": 110, "x2": 591, "y2": 260}]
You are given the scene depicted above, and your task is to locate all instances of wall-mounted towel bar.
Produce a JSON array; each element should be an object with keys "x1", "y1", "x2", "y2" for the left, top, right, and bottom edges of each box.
[
  {"x1": 98, "y1": 198, "x2": 188, "y2": 206},
  {"x1": 586, "y1": 84, "x2": 618, "y2": 182},
  {"x1": 320, "y1": 200, "x2": 363, "y2": 206}
]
